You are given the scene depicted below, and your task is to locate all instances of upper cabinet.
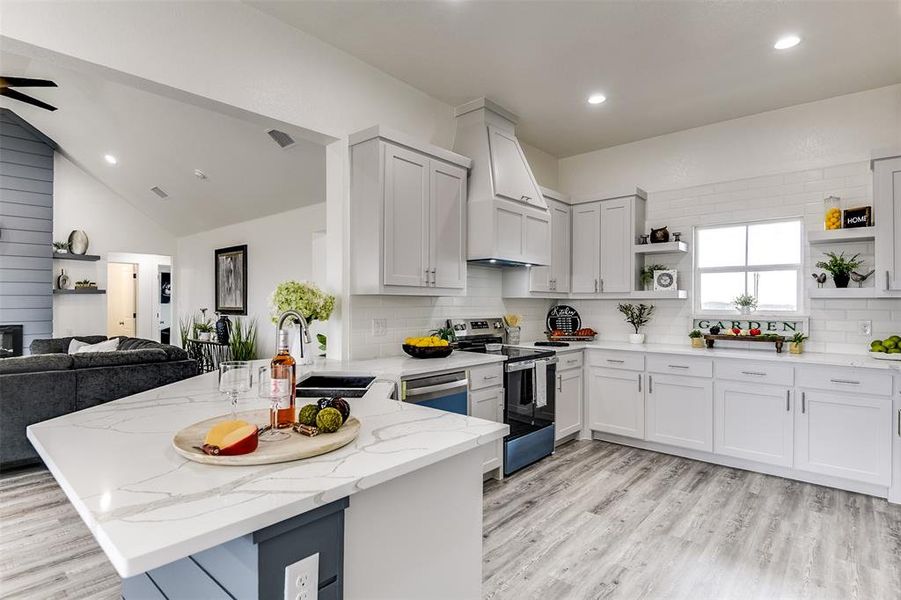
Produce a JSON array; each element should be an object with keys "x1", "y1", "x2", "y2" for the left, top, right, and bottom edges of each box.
[
  {"x1": 503, "y1": 189, "x2": 571, "y2": 297},
  {"x1": 570, "y1": 190, "x2": 646, "y2": 297},
  {"x1": 349, "y1": 127, "x2": 470, "y2": 295},
  {"x1": 873, "y1": 154, "x2": 901, "y2": 294},
  {"x1": 453, "y1": 98, "x2": 550, "y2": 266}
]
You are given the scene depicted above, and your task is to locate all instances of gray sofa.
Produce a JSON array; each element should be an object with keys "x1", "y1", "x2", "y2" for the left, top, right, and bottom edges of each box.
[{"x1": 0, "y1": 335, "x2": 198, "y2": 470}]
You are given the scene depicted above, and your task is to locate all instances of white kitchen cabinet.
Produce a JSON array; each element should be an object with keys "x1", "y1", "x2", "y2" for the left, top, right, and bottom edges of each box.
[
  {"x1": 598, "y1": 198, "x2": 633, "y2": 293},
  {"x1": 646, "y1": 373, "x2": 713, "y2": 452},
  {"x1": 349, "y1": 129, "x2": 471, "y2": 295},
  {"x1": 470, "y1": 386, "x2": 505, "y2": 475},
  {"x1": 570, "y1": 190, "x2": 646, "y2": 296},
  {"x1": 795, "y1": 388, "x2": 892, "y2": 486},
  {"x1": 571, "y1": 203, "x2": 600, "y2": 293},
  {"x1": 873, "y1": 155, "x2": 901, "y2": 293},
  {"x1": 714, "y1": 381, "x2": 793, "y2": 467},
  {"x1": 555, "y1": 363, "x2": 582, "y2": 442},
  {"x1": 429, "y1": 160, "x2": 467, "y2": 289},
  {"x1": 587, "y1": 366, "x2": 645, "y2": 439},
  {"x1": 383, "y1": 145, "x2": 430, "y2": 287},
  {"x1": 527, "y1": 195, "x2": 571, "y2": 293}
]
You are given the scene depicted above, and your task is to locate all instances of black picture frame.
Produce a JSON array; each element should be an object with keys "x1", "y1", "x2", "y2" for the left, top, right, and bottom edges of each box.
[{"x1": 214, "y1": 244, "x2": 248, "y2": 315}]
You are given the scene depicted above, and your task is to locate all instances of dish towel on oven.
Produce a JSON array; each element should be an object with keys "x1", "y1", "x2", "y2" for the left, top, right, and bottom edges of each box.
[{"x1": 535, "y1": 360, "x2": 547, "y2": 408}]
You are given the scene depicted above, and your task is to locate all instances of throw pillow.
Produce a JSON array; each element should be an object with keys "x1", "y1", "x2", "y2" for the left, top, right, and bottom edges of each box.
[{"x1": 69, "y1": 338, "x2": 120, "y2": 354}]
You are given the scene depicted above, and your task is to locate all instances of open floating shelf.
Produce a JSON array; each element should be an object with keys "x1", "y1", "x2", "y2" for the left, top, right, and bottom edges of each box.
[
  {"x1": 53, "y1": 288, "x2": 106, "y2": 295},
  {"x1": 53, "y1": 253, "x2": 101, "y2": 262},
  {"x1": 630, "y1": 289, "x2": 688, "y2": 300},
  {"x1": 633, "y1": 241, "x2": 689, "y2": 255},
  {"x1": 808, "y1": 287, "x2": 878, "y2": 299},
  {"x1": 807, "y1": 228, "x2": 875, "y2": 245}
]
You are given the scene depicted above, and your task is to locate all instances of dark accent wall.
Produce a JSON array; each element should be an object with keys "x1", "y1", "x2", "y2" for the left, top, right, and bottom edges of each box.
[{"x1": 0, "y1": 109, "x2": 57, "y2": 353}]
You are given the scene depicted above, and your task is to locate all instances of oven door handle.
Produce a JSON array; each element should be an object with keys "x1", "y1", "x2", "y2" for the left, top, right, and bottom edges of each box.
[
  {"x1": 505, "y1": 357, "x2": 557, "y2": 373},
  {"x1": 404, "y1": 379, "x2": 469, "y2": 397}
]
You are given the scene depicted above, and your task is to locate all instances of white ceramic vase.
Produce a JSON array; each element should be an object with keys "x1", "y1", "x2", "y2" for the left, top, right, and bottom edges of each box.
[
  {"x1": 629, "y1": 333, "x2": 646, "y2": 344},
  {"x1": 198, "y1": 332, "x2": 211, "y2": 342}
]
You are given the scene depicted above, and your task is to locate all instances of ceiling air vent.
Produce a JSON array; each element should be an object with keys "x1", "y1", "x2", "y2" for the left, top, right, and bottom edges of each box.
[
  {"x1": 266, "y1": 128, "x2": 295, "y2": 149},
  {"x1": 150, "y1": 186, "x2": 169, "y2": 199}
]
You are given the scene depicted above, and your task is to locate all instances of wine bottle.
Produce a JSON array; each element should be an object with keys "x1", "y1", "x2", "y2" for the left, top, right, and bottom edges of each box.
[{"x1": 270, "y1": 329, "x2": 296, "y2": 428}]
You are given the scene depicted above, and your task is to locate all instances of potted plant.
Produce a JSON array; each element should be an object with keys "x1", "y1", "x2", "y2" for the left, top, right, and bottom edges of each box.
[
  {"x1": 194, "y1": 321, "x2": 214, "y2": 342},
  {"x1": 689, "y1": 329, "x2": 704, "y2": 348},
  {"x1": 52, "y1": 241, "x2": 69, "y2": 254},
  {"x1": 733, "y1": 294, "x2": 758, "y2": 315},
  {"x1": 617, "y1": 303, "x2": 655, "y2": 344},
  {"x1": 640, "y1": 264, "x2": 667, "y2": 291},
  {"x1": 816, "y1": 251, "x2": 863, "y2": 288},
  {"x1": 789, "y1": 332, "x2": 808, "y2": 354},
  {"x1": 228, "y1": 317, "x2": 257, "y2": 360},
  {"x1": 270, "y1": 281, "x2": 336, "y2": 364}
]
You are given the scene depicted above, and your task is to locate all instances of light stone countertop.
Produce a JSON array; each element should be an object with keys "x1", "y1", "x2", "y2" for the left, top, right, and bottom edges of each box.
[{"x1": 26, "y1": 359, "x2": 508, "y2": 578}]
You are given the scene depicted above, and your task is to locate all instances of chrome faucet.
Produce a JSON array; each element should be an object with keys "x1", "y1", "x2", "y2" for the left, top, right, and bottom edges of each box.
[{"x1": 276, "y1": 310, "x2": 312, "y2": 352}]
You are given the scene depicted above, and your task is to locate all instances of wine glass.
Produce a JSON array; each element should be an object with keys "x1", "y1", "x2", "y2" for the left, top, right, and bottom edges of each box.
[
  {"x1": 218, "y1": 361, "x2": 252, "y2": 419},
  {"x1": 257, "y1": 365, "x2": 290, "y2": 441}
]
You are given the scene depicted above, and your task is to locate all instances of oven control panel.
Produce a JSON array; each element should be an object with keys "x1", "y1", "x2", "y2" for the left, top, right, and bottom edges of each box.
[{"x1": 448, "y1": 317, "x2": 505, "y2": 338}]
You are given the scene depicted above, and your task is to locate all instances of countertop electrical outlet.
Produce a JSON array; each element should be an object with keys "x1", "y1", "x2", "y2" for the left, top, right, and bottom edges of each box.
[{"x1": 859, "y1": 320, "x2": 872, "y2": 336}]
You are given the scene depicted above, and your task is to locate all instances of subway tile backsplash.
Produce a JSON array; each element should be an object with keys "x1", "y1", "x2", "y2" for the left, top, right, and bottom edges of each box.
[{"x1": 350, "y1": 161, "x2": 900, "y2": 359}]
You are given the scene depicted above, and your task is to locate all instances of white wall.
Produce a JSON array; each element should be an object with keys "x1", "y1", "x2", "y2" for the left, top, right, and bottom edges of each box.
[
  {"x1": 52, "y1": 154, "x2": 176, "y2": 337},
  {"x1": 566, "y1": 160, "x2": 901, "y2": 354},
  {"x1": 559, "y1": 85, "x2": 901, "y2": 197},
  {"x1": 176, "y1": 202, "x2": 327, "y2": 357},
  {"x1": 350, "y1": 266, "x2": 553, "y2": 359}
]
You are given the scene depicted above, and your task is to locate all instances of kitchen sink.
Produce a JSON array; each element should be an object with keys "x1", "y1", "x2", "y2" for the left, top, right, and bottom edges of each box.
[{"x1": 296, "y1": 373, "x2": 376, "y2": 398}]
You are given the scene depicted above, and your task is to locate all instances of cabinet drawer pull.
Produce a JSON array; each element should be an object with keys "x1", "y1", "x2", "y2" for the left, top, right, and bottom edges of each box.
[
  {"x1": 483, "y1": 375, "x2": 499, "y2": 380},
  {"x1": 829, "y1": 379, "x2": 860, "y2": 385},
  {"x1": 786, "y1": 390, "x2": 790, "y2": 412},
  {"x1": 887, "y1": 270, "x2": 891, "y2": 291},
  {"x1": 638, "y1": 374, "x2": 642, "y2": 393},
  {"x1": 558, "y1": 375, "x2": 563, "y2": 393},
  {"x1": 648, "y1": 375, "x2": 653, "y2": 394},
  {"x1": 594, "y1": 278, "x2": 599, "y2": 293},
  {"x1": 668, "y1": 364, "x2": 689, "y2": 369},
  {"x1": 741, "y1": 371, "x2": 766, "y2": 376},
  {"x1": 801, "y1": 391, "x2": 806, "y2": 414},
  {"x1": 606, "y1": 359, "x2": 625, "y2": 364},
  {"x1": 566, "y1": 359, "x2": 579, "y2": 365},
  {"x1": 897, "y1": 409, "x2": 900, "y2": 437}
]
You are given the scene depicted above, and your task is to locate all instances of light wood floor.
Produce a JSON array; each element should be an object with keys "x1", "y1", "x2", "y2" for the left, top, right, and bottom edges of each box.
[
  {"x1": 483, "y1": 440, "x2": 901, "y2": 599},
  {"x1": 2, "y1": 441, "x2": 900, "y2": 599}
]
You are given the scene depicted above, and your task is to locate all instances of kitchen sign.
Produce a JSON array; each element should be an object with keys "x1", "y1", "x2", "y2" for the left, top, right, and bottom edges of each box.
[{"x1": 693, "y1": 317, "x2": 808, "y2": 333}]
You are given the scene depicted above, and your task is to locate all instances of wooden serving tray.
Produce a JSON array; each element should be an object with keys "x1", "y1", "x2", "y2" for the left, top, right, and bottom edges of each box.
[
  {"x1": 704, "y1": 334, "x2": 785, "y2": 353},
  {"x1": 172, "y1": 409, "x2": 360, "y2": 466}
]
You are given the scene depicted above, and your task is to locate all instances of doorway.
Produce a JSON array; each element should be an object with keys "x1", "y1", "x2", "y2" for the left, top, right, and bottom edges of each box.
[
  {"x1": 107, "y1": 262, "x2": 137, "y2": 337},
  {"x1": 159, "y1": 265, "x2": 172, "y2": 344}
]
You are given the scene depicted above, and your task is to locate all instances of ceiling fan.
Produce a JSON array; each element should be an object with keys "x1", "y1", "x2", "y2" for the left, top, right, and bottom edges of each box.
[{"x1": 0, "y1": 76, "x2": 58, "y2": 111}]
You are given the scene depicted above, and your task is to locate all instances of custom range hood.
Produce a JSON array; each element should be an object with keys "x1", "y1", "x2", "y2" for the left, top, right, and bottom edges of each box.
[{"x1": 453, "y1": 98, "x2": 550, "y2": 267}]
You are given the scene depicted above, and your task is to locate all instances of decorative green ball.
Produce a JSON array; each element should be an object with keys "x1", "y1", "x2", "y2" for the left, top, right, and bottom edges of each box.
[
  {"x1": 316, "y1": 407, "x2": 344, "y2": 433},
  {"x1": 298, "y1": 404, "x2": 320, "y2": 426}
]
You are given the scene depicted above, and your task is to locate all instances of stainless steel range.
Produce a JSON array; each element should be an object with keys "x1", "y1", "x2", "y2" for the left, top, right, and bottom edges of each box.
[{"x1": 449, "y1": 317, "x2": 557, "y2": 475}]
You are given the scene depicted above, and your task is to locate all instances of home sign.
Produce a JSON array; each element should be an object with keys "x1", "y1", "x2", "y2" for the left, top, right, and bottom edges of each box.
[{"x1": 693, "y1": 318, "x2": 807, "y2": 333}]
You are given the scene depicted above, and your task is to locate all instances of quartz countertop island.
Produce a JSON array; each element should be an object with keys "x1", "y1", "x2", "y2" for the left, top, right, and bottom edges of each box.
[{"x1": 27, "y1": 359, "x2": 508, "y2": 589}]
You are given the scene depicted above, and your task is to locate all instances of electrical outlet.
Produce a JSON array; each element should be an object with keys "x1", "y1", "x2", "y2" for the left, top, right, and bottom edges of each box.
[
  {"x1": 285, "y1": 552, "x2": 318, "y2": 600},
  {"x1": 859, "y1": 320, "x2": 872, "y2": 336},
  {"x1": 371, "y1": 318, "x2": 387, "y2": 337}
]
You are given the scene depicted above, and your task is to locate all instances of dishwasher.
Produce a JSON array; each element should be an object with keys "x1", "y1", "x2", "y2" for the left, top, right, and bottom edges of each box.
[{"x1": 400, "y1": 371, "x2": 469, "y2": 415}]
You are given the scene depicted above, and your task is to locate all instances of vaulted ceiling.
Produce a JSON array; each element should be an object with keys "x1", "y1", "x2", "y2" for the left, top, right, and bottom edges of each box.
[{"x1": 0, "y1": 52, "x2": 325, "y2": 236}]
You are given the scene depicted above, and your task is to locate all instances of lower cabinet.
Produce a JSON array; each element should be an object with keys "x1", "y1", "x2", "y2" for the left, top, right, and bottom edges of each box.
[
  {"x1": 795, "y1": 388, "x2": 892, "y2": 485},
  {"x1": 714, "y1": 381, "x2": 793, "y2": 467},
  {"x1": 470, "y1": 386, "x2": 504, "y2": 476},
  {"x1": 555, "y1": 367, "x2": 582, "y2": 441},
  {"x1": 646, "y1": 373, "x2": 713, "y2": 452},
  {"x1": 588, "y1": 367, "x2": 644, "y2": 439}
]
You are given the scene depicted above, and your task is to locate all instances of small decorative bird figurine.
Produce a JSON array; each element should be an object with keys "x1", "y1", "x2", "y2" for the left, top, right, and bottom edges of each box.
[
  {"x1": 850, "y1": 270, "x2": 875, "y2": 288},
  {"x1": 811, "y1": 273, "x2": 827, "y2": 288}
]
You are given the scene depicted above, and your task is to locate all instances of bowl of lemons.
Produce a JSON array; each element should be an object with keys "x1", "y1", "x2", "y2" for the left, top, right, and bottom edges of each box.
[
  {"x1": 403, "y1": 336, "x2": 453, "y2": 359},
  {"x1": 870, "y1": 335, "x2": 901, "y2": 360}
]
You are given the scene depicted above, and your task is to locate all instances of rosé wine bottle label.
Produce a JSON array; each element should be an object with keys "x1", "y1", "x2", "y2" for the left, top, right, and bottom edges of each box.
[{"x1": 270, "y1": 378, "x2": 291, "y2": 408}]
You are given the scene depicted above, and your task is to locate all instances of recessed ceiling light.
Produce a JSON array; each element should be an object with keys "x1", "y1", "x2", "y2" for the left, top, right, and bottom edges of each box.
[
  {"x1": 774, "y1": 35, "x2": 801, "y2": 50},
  {"x1": 587, "y1": 94, "x2": 607, "y2": 105},
  {"x1": 104, "y1": 154, "x2": 118, "y2": 165}
]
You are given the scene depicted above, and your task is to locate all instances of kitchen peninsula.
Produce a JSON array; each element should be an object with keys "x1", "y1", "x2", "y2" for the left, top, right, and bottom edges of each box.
[{"x1": 27, "y1": 358, "x2": 508, "y2": 599}]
